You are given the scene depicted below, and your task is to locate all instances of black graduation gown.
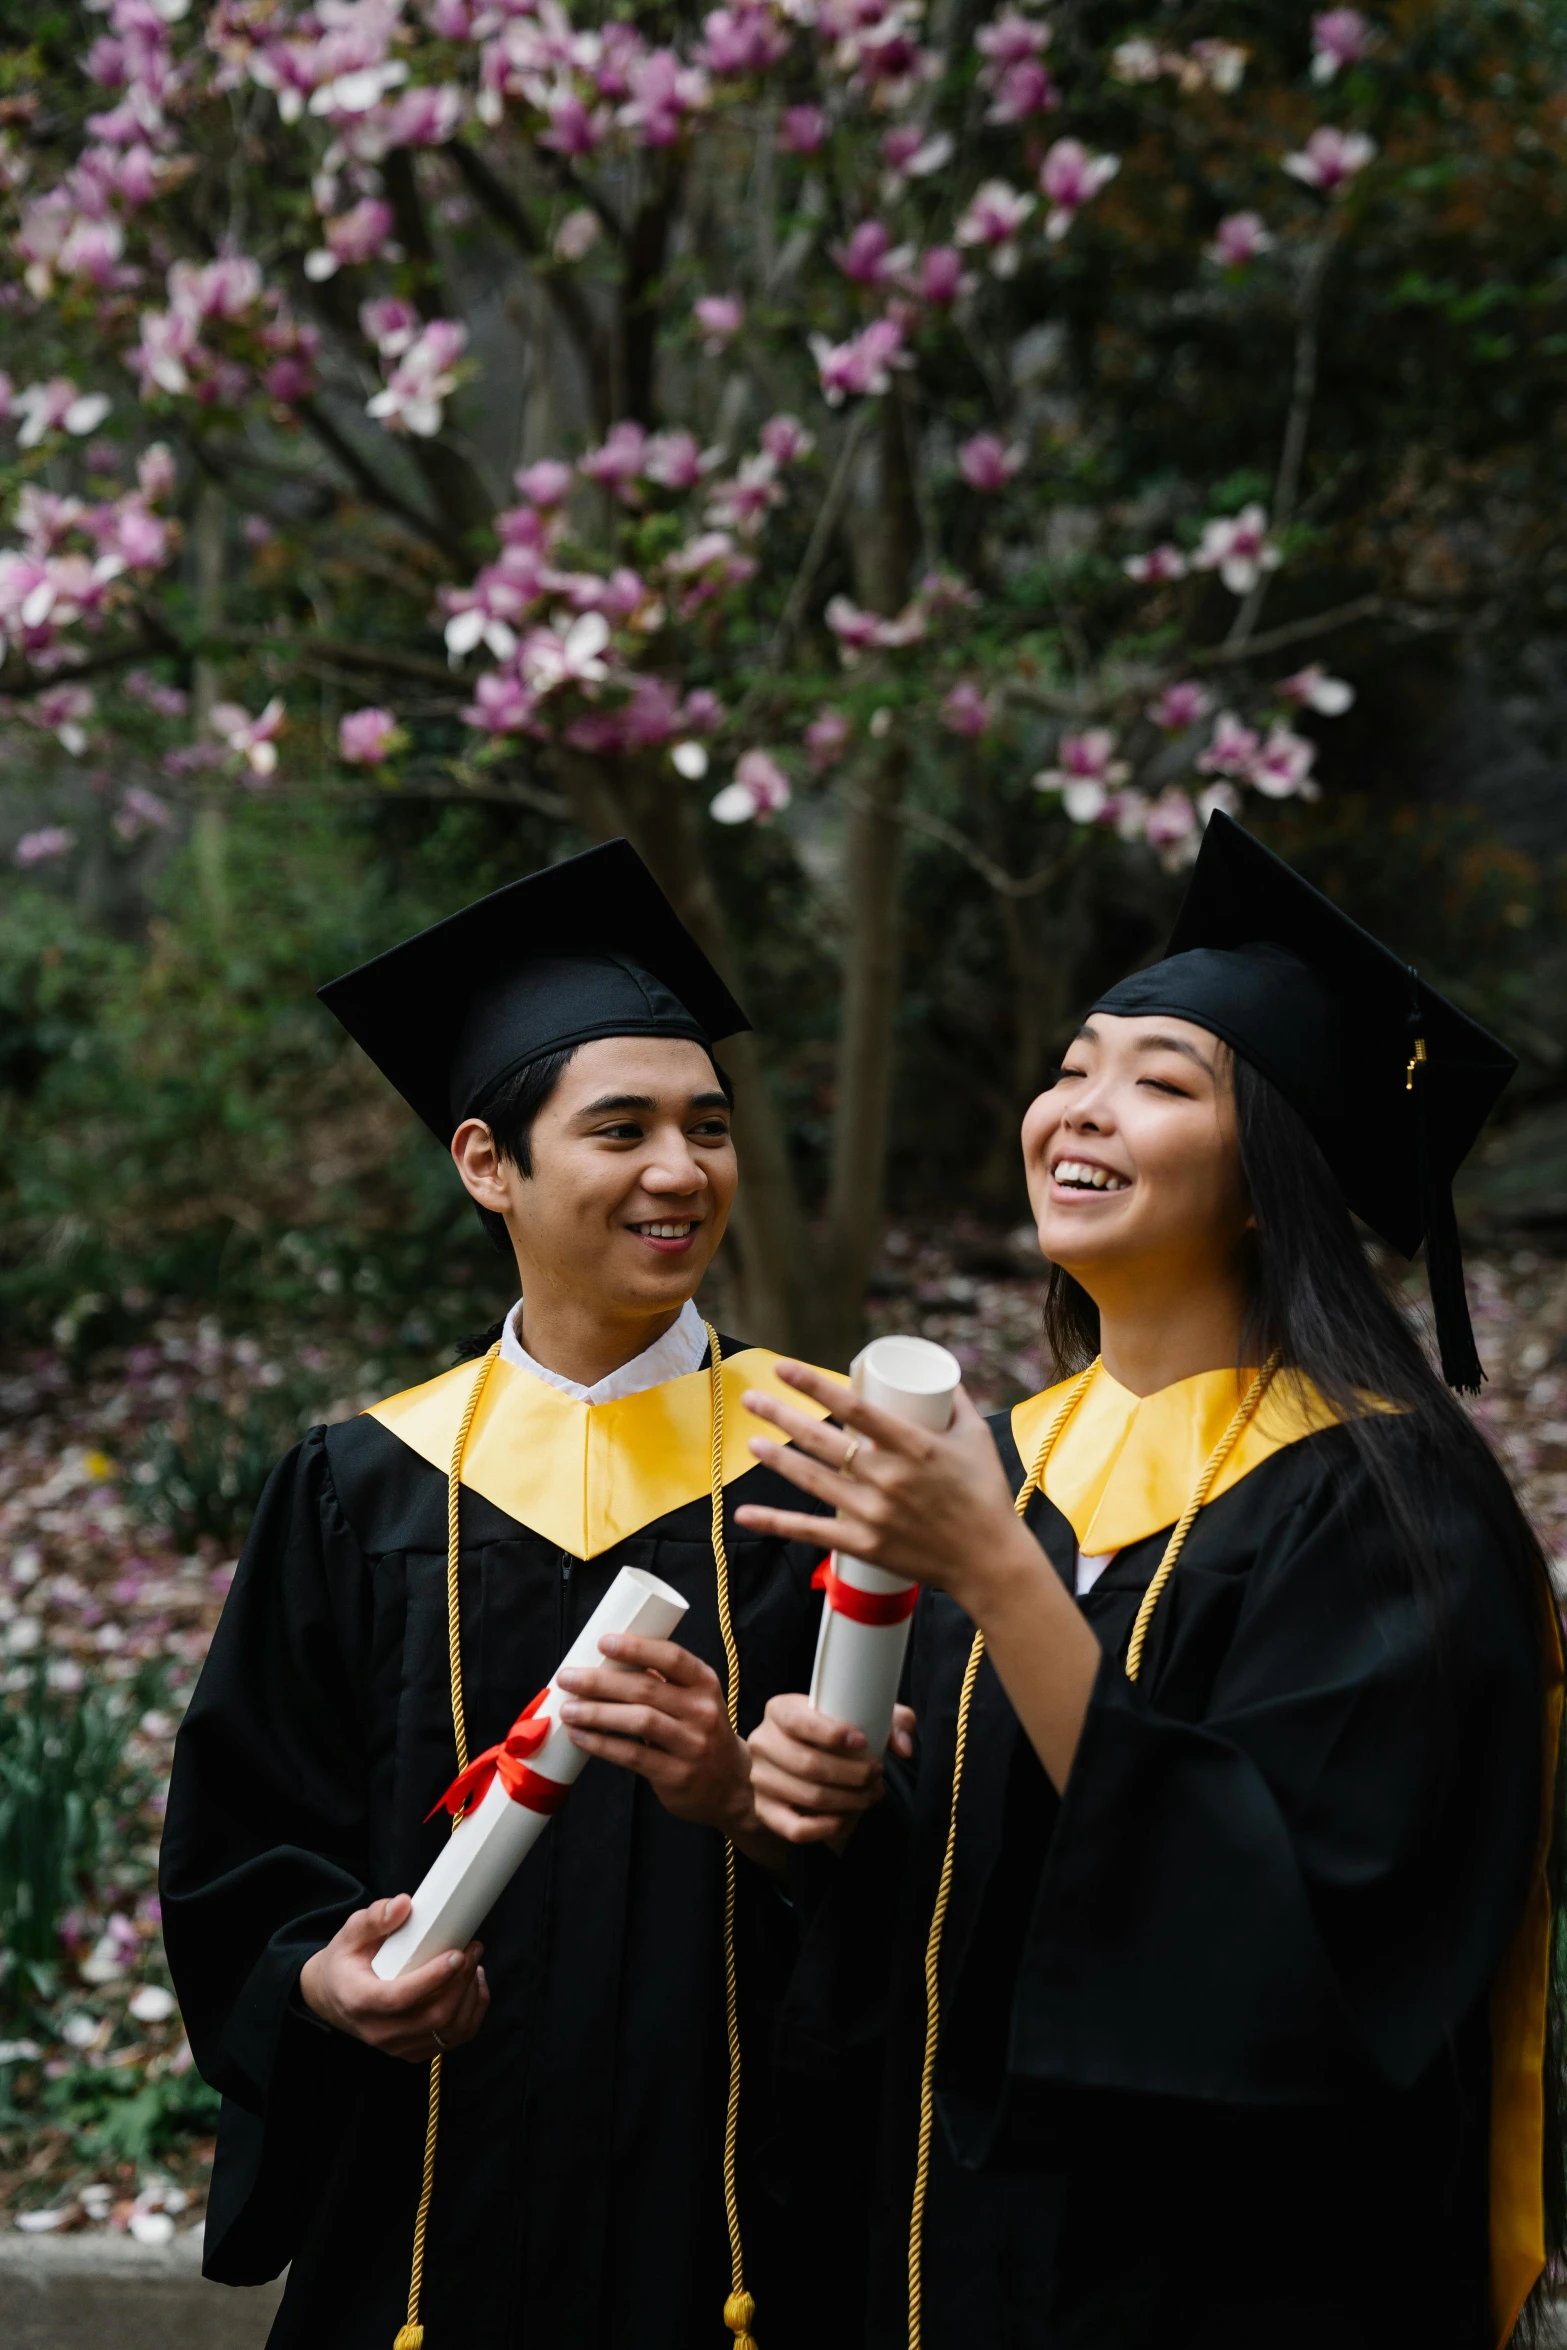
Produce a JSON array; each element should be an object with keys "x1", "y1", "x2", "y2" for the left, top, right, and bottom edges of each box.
[
  {"x1": 781, "y1": 1411, "x2": 1546, "y2": 2350},
  {"x1": 160, "y1": 1336, "x2": 842, "y2": 2350}
]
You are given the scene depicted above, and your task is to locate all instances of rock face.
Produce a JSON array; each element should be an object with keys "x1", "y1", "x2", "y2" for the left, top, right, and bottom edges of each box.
[{"x1": 0, "y1": 2231, "x2": 283, "y2": 2350}]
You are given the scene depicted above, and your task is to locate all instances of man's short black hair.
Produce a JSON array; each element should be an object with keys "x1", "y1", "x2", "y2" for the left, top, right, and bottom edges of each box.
[{"x1": 468, "y1": 1043, "x2": 735, "y2": 1257}]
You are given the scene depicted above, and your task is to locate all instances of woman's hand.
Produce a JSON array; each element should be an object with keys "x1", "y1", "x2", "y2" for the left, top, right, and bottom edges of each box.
[
  {"x1": 298, "y1": 1896, "x2": 489, "y2": 2062},
  {"x1": 734, "y1": 1362, "x2": 1044, "y2": 1613},
  {"x1": 557, "y1": 1635, "x2": 755, "y2": 1839},
  {"x1": 749, "y1": 1695, "x2": 916, "y2": 1850}
]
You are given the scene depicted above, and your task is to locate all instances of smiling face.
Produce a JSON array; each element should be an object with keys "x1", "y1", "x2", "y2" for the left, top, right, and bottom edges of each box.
[
  {"x1": 451, "y1": 1034, "x2": 737, "y2": 1333},
  {"x1": 1021, "y1": 1011, "x2": 1252, "y2": 1314}
]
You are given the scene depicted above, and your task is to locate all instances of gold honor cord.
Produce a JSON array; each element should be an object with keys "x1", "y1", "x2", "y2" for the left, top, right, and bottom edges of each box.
[
  {"x1": 906, "y1": 1354, "x2": 1281, "y2": 2350},
  {"x1": 395, "y1": 1340, "x2": 500, "y2": 2350},
  {"x1": 704, "y1": 1324, "x2": 760, "y2": 2350}
]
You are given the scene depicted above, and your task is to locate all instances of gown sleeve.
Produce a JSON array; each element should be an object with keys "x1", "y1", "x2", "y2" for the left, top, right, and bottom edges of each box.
[
  {"x1": 159, "y1": 1426, "x2": 375, "y2": 2282},
  {"x1": 938, "y1": 1444, "x2": 1545, "y2": 2157}
]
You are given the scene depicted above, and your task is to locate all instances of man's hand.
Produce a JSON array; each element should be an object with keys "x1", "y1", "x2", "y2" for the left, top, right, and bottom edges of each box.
[
  {"x1": 557, "y1": 1635, "x2": 754, "y2": 1838},
  {"x1": 748, "y1": 1694, "x2": 917, "y2": 1850},
  {"x1": 298, "y1": 1897, "x2": 489, "y2": 2062}
]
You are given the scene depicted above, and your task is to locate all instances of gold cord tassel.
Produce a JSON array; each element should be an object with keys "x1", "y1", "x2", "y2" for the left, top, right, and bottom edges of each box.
[
  {"x1": 393, "y1": 1344, "x2": 498, "y2": 2350},
  {"x1": 704, "y1": 1325, "x2": 759, "y2": 2349},
  {"x1": 906, "y1": 1355, "x2": 1279, "y2": 2349}
]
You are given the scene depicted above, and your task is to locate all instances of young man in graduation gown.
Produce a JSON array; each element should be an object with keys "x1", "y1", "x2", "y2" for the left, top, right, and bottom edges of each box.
[
  {"x1": 742, "y1": 815, "x2": 1560, "y2": 2349},
  {"x1": 160, "y1": 841, "x2": 849, "y2": 2350}
]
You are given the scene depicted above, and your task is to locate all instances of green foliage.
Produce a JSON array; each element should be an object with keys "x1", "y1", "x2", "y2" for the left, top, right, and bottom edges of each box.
[
  {"x1": 0, "y1": 1668, "x2": 134, "y2": 1975},
  {"x1": 34, "y1": 2064, "x2": 221, "y2": 2173},
  {"x1": 131, "y1": 1374, "x2": 337, "y2": 1550}
]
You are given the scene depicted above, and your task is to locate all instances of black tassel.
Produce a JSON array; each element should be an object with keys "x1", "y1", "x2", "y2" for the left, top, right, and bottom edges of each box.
[{"x1": 1421, "y1": 1174, "x2": 1484, "y2": 1394}]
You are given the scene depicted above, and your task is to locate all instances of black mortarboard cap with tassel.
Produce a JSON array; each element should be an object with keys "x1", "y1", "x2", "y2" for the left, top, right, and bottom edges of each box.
[{"x1": 1089, "y1": 812, "x2": 1516, "y2": 1391}]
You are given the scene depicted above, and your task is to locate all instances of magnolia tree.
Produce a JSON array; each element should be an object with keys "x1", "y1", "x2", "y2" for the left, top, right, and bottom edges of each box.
[{"x1": 0, "y1": 0, "x2": 1558, "y2": 1353}]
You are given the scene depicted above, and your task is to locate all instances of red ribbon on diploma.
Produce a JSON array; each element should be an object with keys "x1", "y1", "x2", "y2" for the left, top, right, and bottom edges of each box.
[
  {"x1": 427, "y1": 1687, "x2": 571, "y2": 1822},
  {"x1": 812, "y1": 1555, "x2": 919, "y2": 1628}
]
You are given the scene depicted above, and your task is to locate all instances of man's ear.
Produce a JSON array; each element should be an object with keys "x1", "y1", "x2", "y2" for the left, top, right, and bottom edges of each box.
[{"x1": 451, "y1": 1118, "x2": 511, "y2": 1212}]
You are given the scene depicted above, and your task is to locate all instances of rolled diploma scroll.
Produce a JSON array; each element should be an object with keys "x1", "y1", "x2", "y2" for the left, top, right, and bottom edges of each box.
[
  {"x1": 373, "y1": 1564, "x2": 688, "y2": 1981},
  {"x1": 807, "y1": 1335, "x2": 962, "y2": 1757}
]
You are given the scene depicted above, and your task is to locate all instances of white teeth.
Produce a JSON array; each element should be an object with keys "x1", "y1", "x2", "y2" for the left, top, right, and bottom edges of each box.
[
  {"x1": 637, "y1": 1222, "x2": 694, "y2": 1238},
  {"x1": 1052, "y1": 1160, "x2": 1129, "y2": 1193}
]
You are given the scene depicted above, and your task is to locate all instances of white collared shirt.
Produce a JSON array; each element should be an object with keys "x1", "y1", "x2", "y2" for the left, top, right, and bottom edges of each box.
[{"x1": 498, "y1": 1295, "x2": 710, "y2": 1404}]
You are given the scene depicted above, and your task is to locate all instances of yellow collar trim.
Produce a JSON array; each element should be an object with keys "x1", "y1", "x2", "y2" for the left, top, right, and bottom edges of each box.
[
  {"x1": 1010, "y1": 1361, "x2": 1342, "y2": 1556},
  {"x1": 366, "y1": 1347, "x2": 840, "y2": 1560}
]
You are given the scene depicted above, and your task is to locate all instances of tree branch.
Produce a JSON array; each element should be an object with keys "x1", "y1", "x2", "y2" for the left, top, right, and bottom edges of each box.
[
  {"x1": 840, "y1": 783, "x2": 1066, "y2": 899},
  {"x1": 768, "y1": 401, "x2": 875, "y2": 665},
  {"x1": 1226, "y1": 228, "x2": 1338, "y2": 651},
  {"x1": 445, "y1": 140, "x2": 611, "y2": 433},
  {"x1": 294, "y1": 395, "x2": 463, "y2": 564}
]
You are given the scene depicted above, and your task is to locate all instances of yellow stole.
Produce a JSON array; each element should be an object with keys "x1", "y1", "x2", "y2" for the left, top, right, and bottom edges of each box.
[
  {"x1": 1010, "y1": 1361, "x2": 1559, "y2": 2344},
  {"x1": 365, "y1": 1345, "x2": 838, "y2": 1559}
]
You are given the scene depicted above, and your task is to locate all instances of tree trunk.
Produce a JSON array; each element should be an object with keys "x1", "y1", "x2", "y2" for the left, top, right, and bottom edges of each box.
[
  {"x1": 814, "y1": 389, "x2": 921, "y2": 1358},
  {"x1": 554, "y1": 749, "x2": 822, "y2": 1356}
]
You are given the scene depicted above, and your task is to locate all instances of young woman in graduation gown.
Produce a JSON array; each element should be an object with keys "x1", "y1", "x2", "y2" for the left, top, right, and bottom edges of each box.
[
  {"x1": 740, "y1": 815, "x2": 1562, "y2": 2350},
  {"x1": 159, "y1": 845, "x2": 847, "y2": 2350}
]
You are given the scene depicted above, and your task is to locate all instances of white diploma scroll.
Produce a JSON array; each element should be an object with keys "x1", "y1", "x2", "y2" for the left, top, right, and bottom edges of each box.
[
  {"x1": 807, "y1": 1334, "x2": 962, "y2": 1757},
  {"x1": 373, "y1": 1564, "x2": 688, "y2": 1981}
]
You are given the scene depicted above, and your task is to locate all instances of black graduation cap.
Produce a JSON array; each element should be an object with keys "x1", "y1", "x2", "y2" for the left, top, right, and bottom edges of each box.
[
  {"x1": 1089, "y1": 811, "x2": 1516, "y2": 1391},
  {"x1": 318, "y1": 838, "x2": 750, "y2": 1144}
]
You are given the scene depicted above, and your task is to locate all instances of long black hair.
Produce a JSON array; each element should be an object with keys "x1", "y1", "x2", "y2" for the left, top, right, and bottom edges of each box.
[{"x1": 1041, "y1": 1049, "x2": 1566, "y2": 2327}]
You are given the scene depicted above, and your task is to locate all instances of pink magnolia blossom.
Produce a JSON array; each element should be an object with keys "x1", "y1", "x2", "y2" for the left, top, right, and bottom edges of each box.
[
  {"x1": 518, "y1": 611, "x2": 612, "y2": 693},
  {"x1": 357, "y1": 84, "x2": 466, "y2": 149},
  {"x1": 1032, "y1": 728, "x2": 1131, "y2": 820},
  {"x1": 366, "y1": 319, "x2": 467, "y2": 438},
  {"x1": 463, "y1": 669, "x2": 539, "y2": 734},
  {"x1": 1196, "y1": 780, "x2": 1243, "y2": 823},
  {"x1": 958, "y1": 432, "x2": 1023, "y2": 492},
  {"x1": 760, "y1": 414, "x2": 815, "y2": 464},
  {"x1": 824, "y1": 593, "x2": 926, "y2": 659},
  {"x1": 809, "y1": 315, "x2": 909, "y2": 405},
  {"x1": 880, "y1": 127, "x2": 954, "y2": 188},
  {"x1": 540, "y1": 97, "x2": 611, "y2": 159},
  {"x1": 338, "y1": 706, "x2": 402, "y2": 763},
  {"x1": 976, "y1": 7, "x2": 1051, "y2": 72},
  {"x1": 1039, "y1": 140, "x2": 1120, "y2": 241},
  {"x1": 986, "y1": 59, "x2": 1058, "y2": 124},
  {"x1": 360, "y1": 298, "x2": 422, "y2": 358},
  {"x1": 618, "y1": 49, "x2": 709, "y2": 146},
  {"x1": 580, "y1": 421, "x2": 650, "y2": 495},
  {"x1": 58, "y1": 215, "x2": 126, "y2": 286},
  {"x1": 1124, "y1": 544, "x2": 1188, "y2": 585},
  {"x1": 553, "y1": 208, "x2": 602, "y2": 262},
  {"x1": 693, "y1": 294, "x2": 744, "y2": 354},
  {"x1": 25, "y1": 683, "x2": 97, "y2": 755},
  {"x1": 1311, "y1": 9, "x2": 1373, "y2": 82},
  {"x1": 1143, "y1": 787, "x2": 1201, "y2": 866},
  {"x1": 832, "y1": 221, "x2": 913, "y2": 287},
  {"x1": 1198, "y1": 711, "x2": 1263, "y2": 778},
  {"x1": 1191, "y1": 505, "x2": 1280, "y2": 595},
  {"x1": 955, "y1": 180, "x2": 1036, "y2": 277},
  {"x1": 1278, "y1": 663, "x2": 1354, "y2": 714},
  {"x1": 14, "y1": 380, "x2": 112, "y2": 448},
  {"x1": 940, "y1": 680, "x2": 993, "y2": 737},
  {"x1": 1149, "y1": 680, "x2": 1213, "y2": 731},
  {"x1": 14, "y1": 827, "x2": 76, "y2": 868},
  {"x1": 805, "y1": 708, "x2": 852, "y2": 770},
  {"x1": 698, "y1": 4, "x2": 790, "y2": 75},
  {"x1": 778, "y1": 104, "x2": 827, "y2": 155},
  {"x1": 516, "y1": 459, "x2": 575, "y2": 508},
  {"x1": 644, "y1": 430, "x2": 717, "y2": 491},
  {"x1": 1189, "y1": 41, "x2": 1249, "y2": 92},
  {"x1": 127, "y1": 308, "x2": 199, "y2": 399},
  {"x1": 210, "y1": 696, "x2": 285, "y2": 781},
  {"x1": 442, "y1": 559, "x2": 544, "y2": 661},
  {"x1": 304, "y1": 197, "x2": 395, "y2": 281},
  {"x1": 706, "y1": 453, "x2": 784, "y2": 535},
  {"x1": 710, "y1": 748, "x2": 791, "y2": 824},
  {"x1": 107, "y1": 500, "x2": 170, "y2": 570},
  {"x1": 113, "y1": 785, "x2": 172, "y2": 841},
  {"x1": 1251, "y1": 724, "x2": 1318, "y2": 798},
  {"x1": 1283, "y1": 126, "x2": 1375, "y2": 194},
  {"x1": 914, "y1": 247, "x2": 974, "y2": 305},
  {"x1": 170, "y1": 256, "x2": 264, "y2": 322},
  {"x1": 1207, "y1": 211, "x2": 1274, "y2": 267}
]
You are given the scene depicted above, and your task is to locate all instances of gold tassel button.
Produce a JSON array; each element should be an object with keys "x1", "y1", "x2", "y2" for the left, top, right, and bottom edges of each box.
[{"x1": 724, "y1": 2287, "x2": 758, "y2": 2346}]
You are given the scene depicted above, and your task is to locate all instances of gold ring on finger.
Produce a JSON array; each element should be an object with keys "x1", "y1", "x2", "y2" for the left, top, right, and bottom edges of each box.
[{"x1": 841, "y1": 1437, "x2": 862, "y2": 1472}]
